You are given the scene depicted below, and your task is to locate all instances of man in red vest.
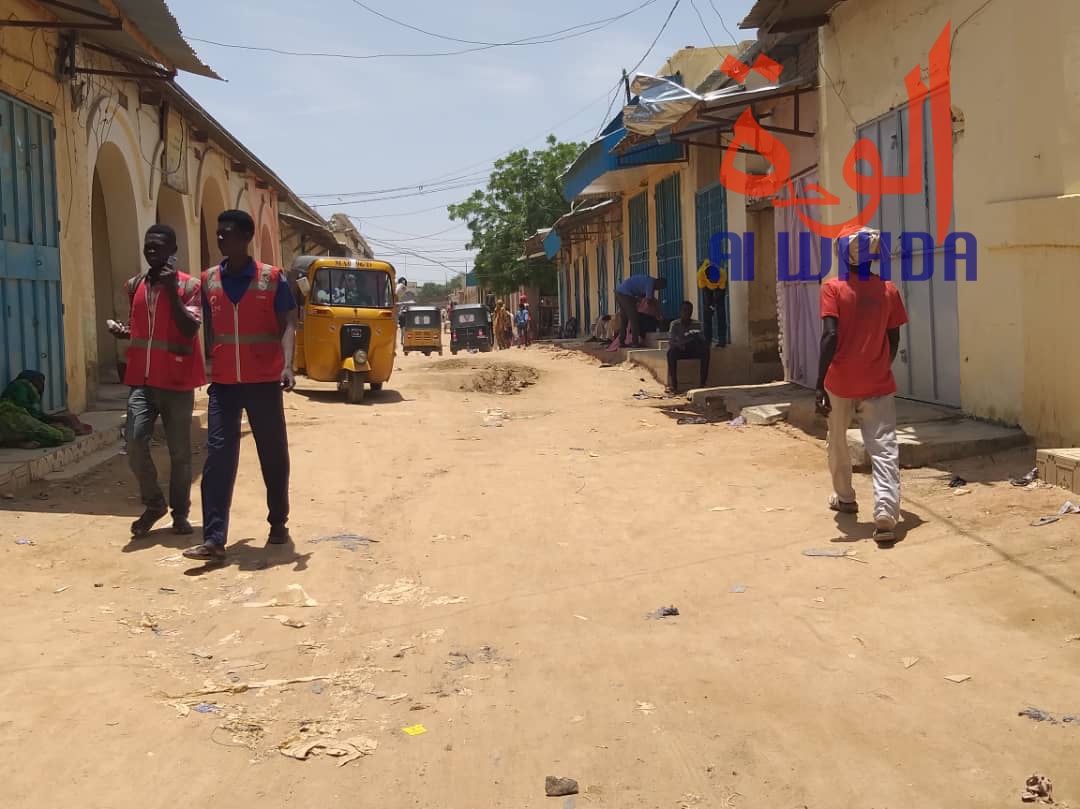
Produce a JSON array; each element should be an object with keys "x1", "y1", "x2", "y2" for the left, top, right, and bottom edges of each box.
[
  {"x1": 183, "y1": 210, "x2": 297, "y2": 563},
  {"x1": 108, "y1": 225, "x2": 205, "y2": 537}
]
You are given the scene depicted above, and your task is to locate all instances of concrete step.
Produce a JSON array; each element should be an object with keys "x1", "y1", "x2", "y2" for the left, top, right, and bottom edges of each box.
[
  {"x1": 850, "y1": 418, "x2": 1029, "y2": 468},
  {"x1": 628, "y1": 346, "x2": 782, "y2": 389},
  {"x1": 0, "y1": 410, "x2": 126, "y2": 494}
]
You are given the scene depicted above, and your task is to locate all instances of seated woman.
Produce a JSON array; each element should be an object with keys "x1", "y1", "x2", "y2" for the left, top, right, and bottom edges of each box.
[{"x1": 0, "y1": 370, "x2": 78, "y2": 448}]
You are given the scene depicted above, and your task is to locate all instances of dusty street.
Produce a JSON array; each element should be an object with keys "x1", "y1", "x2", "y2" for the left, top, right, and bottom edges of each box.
[{"x1": 2, "y1": 347, "x2": 1079, "y2": 808}]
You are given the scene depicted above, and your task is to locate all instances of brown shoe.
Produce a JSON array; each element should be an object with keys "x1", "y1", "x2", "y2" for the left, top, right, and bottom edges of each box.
[{"x1": 182, "y1": 543, "x2": 226, "y2": 563}]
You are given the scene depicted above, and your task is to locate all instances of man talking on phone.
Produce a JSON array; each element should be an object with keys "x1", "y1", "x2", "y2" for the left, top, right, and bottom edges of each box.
[
  {"x1": 183, "y1": 210, "x2": 298, "y2": 563},
  {"x1": 110, "y1": 225, "x2": 205, "y2": 538}
]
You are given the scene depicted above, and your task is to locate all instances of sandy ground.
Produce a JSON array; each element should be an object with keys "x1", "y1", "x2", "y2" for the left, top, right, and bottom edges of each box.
[{"x1": 2, "y1": 345, "x2": 1079, "y2": 808}]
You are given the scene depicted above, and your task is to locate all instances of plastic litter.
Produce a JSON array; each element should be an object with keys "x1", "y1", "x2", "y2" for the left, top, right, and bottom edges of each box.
[
  {"x1": 1031, "y1": 516, "x2": 1060, "y2": 527},
  {"x1": 727, "y1": 416, "x2": 746, "y2": 427},
  {"x1": 266, "y1": 615, "x2": 306, "y2": 629},
  {"x1": 948, "y1": 475, "x2": 967, "y2": 488},
  {"x1": 279, "y1": 735, "x2": 377, "y2": 765},
  {"x1": 1011, "y1": 467, "x2": 1038, "y2": 487},
  {"x1": 1021, "y1": 774, "x2": 1053, "y2": 804},
  {"x1": 648, "y1": 606, "x2": 679, "y2": 619},
  {"x1": 244, "y1": 584, "x2": 317, "y2": 608},
  {"x1": 1059, "y1": 501, "x2": 1080, "y2": 515},
  {"x1": 402, "y1": 724, "x2": 427, "y2": 736},
  {"x1": 677, "y1": 416, "x2": 708, "y2": 425},
  {"x1": 710, "y1": 506, "x2": 735, "y2": 512},
  {"x1": 632, "y1": 390, "x2": 663, "y2": 400},
  {"x1": 729, "y1": 584, "x2": 747, "y2": 594},
  {"x1": 944, "y1": 674, "x2": 971, "y2": 684},
  {"x1": 545, "y1": 777, "x2": 579, "y2": 797},
  {"x1": 15, "y1": 538, "x2": 33, "y2": 546},
  {"x1": 902, "y1": 656, "x2": 920, "y2": 669},
  {"x1": 311, "y1": 534, "x2": 378, "y2": 551},
  {"x1": 635, "y1": 702, "x2": 656, "y2": 714},
  {"x1": 1018, "y1": 707, "x2": 1056, "y2": 723},
  {"x1": 193, "y1": 703, "x2": 220, "y2": 714}
]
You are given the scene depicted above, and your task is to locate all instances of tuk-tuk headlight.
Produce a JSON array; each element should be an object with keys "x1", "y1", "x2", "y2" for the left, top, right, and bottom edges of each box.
[{"x1": 353, "y1": 349, "x2": 368, "y2": 365}]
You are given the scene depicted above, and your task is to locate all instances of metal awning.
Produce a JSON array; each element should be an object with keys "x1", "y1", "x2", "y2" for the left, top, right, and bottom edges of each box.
[
  {"x1": 622, "y1": 74, "x2": 702, "y2": 136},
  {"x1": 279, "y1": 212, "x2": 338, "y2": 250},
  {"x1": 3, "y1": 0, "x2": 218, "y2": 79},
  {"x1": 740, "y1": 0, "x2": 845, "y2": 33},
  {"x1": 542, "y1": 229, "x2": 562, "y2": 259}
]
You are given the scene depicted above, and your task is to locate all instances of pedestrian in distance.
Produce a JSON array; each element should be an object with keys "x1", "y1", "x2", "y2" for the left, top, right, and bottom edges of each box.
[
  {"x1": 109, "y1": 225, "x2": 205, "y2": 537},
  {"x1": 615, "y1": 275, "x2": 666, "y2": 348},
  {"x1": 815, "y1": 226, "x2": 909, "y2": 543},
  {"x1": 515, "y1": 301, "x2": 531, "y2": 347},
  {"x1": 183, "y1": 210, "x2": 298, "y2": 564}
]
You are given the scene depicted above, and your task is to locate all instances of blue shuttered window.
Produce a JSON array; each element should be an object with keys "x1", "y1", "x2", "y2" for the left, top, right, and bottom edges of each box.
[
  {"x1": 596, "y1": 242, "x2": 609, "y2": 316},
  {"x1": 628, "y1": 191, "x2": 649, "y2": 277},
  {"x1": 613, "y1": 237, "x2": 625, "y2": 287},
  {"x1": 654, "y1": 173, "x2": 684, "y2": 321},
  {"x1": 0, "y1": 93, "x2": 65, "y2": 411}
]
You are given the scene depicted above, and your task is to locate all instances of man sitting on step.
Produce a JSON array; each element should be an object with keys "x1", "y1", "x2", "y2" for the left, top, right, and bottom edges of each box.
[{"x1": 665, "y1": 301, "x2": 710, "y2": 395}]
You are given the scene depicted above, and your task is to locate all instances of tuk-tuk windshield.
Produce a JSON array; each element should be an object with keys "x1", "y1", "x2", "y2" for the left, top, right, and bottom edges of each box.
[
  {"x1": 311, "y1": 269, "x2": 393, "y2": 308},
  {"x1": 452, "y1": 309, "x2": 486, "y2": 326},
  {"x1": 407, "y1": 311, "x2": 438, "y2": 327}
]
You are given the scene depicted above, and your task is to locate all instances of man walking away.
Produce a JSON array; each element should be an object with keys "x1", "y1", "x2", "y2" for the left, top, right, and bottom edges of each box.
[
  {"x1": 815, "y1": 227, "x2": 909, "y2": 542},
  {"x1": 109, "y1": 225, "x2": 205, "y2": 537},
  {"x1": 183, "y1": 210, "x2": 298, "y2": 563},
  {"x1": 666, "y1": 301, "x2": 710, "y2": 394},
  {"x1": 615, "y1": 275, "x2": 666, "y2": 348}
]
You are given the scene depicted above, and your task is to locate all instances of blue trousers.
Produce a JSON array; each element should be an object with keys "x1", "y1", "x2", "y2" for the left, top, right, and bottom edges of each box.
[{"x1": 201, "y1": 382, "x2": 290, "y2": 546}]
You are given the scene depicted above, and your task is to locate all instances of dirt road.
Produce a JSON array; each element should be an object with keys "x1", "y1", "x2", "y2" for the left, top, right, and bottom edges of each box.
[{"x1": 2, "y1": 347, "x2": 1079, "y2": 808}]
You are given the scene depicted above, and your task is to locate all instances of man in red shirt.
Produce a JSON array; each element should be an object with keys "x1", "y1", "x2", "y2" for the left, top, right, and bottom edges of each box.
[
  {"x1": 108, "y1": 225, "x2": 205, "y2": 537},
  {"x1": 815, "y1": 227, "x2": 909, "y2": 542}
]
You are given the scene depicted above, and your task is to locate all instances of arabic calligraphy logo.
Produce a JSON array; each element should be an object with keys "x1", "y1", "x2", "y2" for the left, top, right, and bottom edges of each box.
[{"x1": 718, "y1": 22, "x2": 960, "y2": 249}]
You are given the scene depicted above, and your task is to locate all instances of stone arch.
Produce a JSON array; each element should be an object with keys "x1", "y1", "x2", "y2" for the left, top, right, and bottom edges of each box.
[
  {"x1": 155, "y1": 184, "x2": 191, "y2": 271},
  {"x1": 198, "y1": 174, "x2": 228, "y2": 271},
  {"x1": 258, "y1": 224, "x2": 276, "y2": 265},
  {"x1": 91, "y1": 140, "x2": 141, "y2": 385}
]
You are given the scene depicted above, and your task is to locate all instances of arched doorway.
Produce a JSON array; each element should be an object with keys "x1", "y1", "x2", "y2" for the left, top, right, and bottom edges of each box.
[
  {"x1": 156, "y1": 184, "x2": 190, "y2": 271},
  {"x1": 198, "y1": 176, "x2": 227, "y2": 272},
  {"x1": 91, "y1": 142, "x2": 140, "y2": 386},
  {"x1": 259, "y1": 224, "x2": 275, "y2": 265}
]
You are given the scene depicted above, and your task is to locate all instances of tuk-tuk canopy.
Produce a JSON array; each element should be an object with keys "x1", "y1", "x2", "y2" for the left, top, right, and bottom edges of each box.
[
  {"x1": 404, "y1": 306, "x2": 441, "y2": 327},
  {"x1": 450, "y1": 304, "x2": 489, "y2": 327}
]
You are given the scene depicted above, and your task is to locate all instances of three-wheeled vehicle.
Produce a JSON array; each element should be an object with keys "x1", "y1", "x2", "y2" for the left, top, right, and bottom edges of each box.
[
  {"x1": 289, "y1": 256, "x2": 397, "y2": 403},
  {"x1": 401, "y1": 306, "x2": 443, "y2": 356},
  {"x1": 449, "y1": 303, "x2": 493, "y2": 354}
]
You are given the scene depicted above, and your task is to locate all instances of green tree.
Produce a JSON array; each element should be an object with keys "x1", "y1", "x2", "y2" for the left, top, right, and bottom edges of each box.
[
  {"x1": 448, "y1": 136, "x2": 584, "y2": 294},
  {"x1": 416, "y1": 275, "x2": 464, "y2": 305}
]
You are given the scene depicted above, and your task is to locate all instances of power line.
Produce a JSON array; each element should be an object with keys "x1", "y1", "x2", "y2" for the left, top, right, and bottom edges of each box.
[
  {"x1": 308, "y1": 178, "x2": 487, "y2": 208},
  {"x1": 627, "y1": 0, "x2": 684, "y2": 76},
  {"x1": 362, "y1": 222, "x2": 469, "y2": 241},
  {"x1": 300, "y1": 170, "x2": 492, "y2": 200},
  {"x1": 689, "y1": 0, "x2": 720, "y2": 50},
  {"x1": 188, "y1": 0, "x2": 663, "y2": 63},
  {"x1": 706, "y1": 0, "x2": 740, "y2": 47},
  {"x1": 347, "y1": 0, "x2": 662, "y2": 47}
]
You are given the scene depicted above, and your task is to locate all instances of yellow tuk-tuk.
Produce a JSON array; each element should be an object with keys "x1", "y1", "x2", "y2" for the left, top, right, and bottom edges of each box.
[
  {"x1": 290, "y1": 256, "x2": 397, "y2": 403},
  {"x1": 401, "y1": 306, "x2": 443, "y2": 356}
]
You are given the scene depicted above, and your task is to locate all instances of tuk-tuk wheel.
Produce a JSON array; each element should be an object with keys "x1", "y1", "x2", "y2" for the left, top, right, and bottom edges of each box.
[
  {"x1": 345, "y1": 372, "x2": 365, "y2": 404},
  {"x1": 451, "y1": 349, "x2": 458, "y2": 356},
  {"x1": 370, "y1": 382, "x2": 383, "y2": 393},
  {"x1": 439, "y1": 350, "x2": 444, "y2": 356}
]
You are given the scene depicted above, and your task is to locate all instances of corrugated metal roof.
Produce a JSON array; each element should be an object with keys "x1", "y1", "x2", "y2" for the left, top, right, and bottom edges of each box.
[
  {"x1": 42, "y1": 0, "x2": 218, "y2": 79},
  {"x1": 740, "y1": 0, "x2": 845, "y2": 32}
]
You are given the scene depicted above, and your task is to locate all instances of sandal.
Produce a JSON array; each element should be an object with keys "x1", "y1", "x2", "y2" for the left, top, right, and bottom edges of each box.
[
  {"x1": 827, "y1": 494, "x2": 858, "y2": 514},
  {"x1": 182, "y1": 543, "x2": 226, "y2": 563},
  {"x1": 131, "y1": 506, "x2": 168, "y2": 537}
]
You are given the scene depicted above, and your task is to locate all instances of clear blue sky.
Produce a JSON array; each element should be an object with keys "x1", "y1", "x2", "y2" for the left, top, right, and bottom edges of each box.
[{"x1": 173, "y1": 0, "x2": 756, "y2": 283}]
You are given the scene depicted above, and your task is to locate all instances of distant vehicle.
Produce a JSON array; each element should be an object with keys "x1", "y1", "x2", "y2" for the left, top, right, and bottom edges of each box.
[
  {"x1": 401, "y1": 306, "x2": 443, "y2": 357},
  {"x1": 449, "y1": 303, "x2": 493, "y2": 354},
  {"x1": 289, "y1": 256, "x2": 397, "y2": 404}
]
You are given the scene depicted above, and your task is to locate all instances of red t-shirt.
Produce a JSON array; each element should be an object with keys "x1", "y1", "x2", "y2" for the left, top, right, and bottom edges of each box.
[{"x1": 820, "y1": 274, "x2": 908, "y2": 399}]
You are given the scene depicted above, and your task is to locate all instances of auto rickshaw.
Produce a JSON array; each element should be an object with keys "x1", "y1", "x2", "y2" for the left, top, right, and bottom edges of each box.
[
  {"x1": 449, "y1": 303, "x2": 493, "y2": 354},
  {"x1": 401, "y1": 306, "x2": 443, "y2": 356},
  {"x1": 289, "y1": 256, "x2": 397, "y2": 403}
]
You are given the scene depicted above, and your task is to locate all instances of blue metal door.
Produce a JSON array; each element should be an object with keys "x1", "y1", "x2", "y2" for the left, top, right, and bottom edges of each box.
[
  {"x1": 582, "y1": 253, "x2": 591, "y2": 328},
  {"x1": 695, "y1": 182, "x2": 730, "y2": 344},
  {"x1": 613, "y1": 237, "x2": 625, "y2": 287},
  {"x1": 558, "y1": 267, "x2": 567, "y2": 329},
  {"x1": 596, "y1": 242, "x2": 609, "y2": 316},
  {"x1": 573, "y1": 259, "x2": 581, "y2": 326},
  {"x1": 0, "y1": 93, "x2": 65, "y2": 412},
  {"x1": 654, "y1": 173, "x2": 684, "y2": 321},
  {"x1": 628, "y1": 191, "x2": 649, "y2": 277}
]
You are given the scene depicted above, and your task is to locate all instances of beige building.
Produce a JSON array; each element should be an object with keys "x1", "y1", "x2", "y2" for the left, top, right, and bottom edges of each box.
[
  {"x1": 0, "y1": 0, "x2": 340, "y2": 413},
  {"x1": 747, "y1": 0, "x2": 1080, "y2": 445}
]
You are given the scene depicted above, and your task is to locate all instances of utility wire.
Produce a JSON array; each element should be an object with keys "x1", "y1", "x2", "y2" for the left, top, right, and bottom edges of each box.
[
  {"x1": 627, "y1": 0, "x2": 683, "y2": 77},
  {"x1": 189, "y1": 0, "x2": 662, "y2": 62},
  {"x1": 690, "y1": 0, "x2": 720, "y2": 50},
  {"x1": 347, "y1": 0, "x2": 661, "y2": 47},
  {"x1": 706, "y1": 0, "x2": 741, "y2": 46}
]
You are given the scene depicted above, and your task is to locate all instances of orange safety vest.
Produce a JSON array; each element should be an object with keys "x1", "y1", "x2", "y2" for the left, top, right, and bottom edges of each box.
[
  {"x1": 202, "y1": 262, "x2": 284, "y2": 384},
  {"x1": 123, "y1": 272, "x2": 206, "y2": 391}
]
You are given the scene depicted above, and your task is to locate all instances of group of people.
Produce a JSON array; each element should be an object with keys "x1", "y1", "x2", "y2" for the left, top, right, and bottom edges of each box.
[
  {"x1": 492, "y1": 299, "x2": 531, "y2": 349},
  {"x1": 106, "y1": 210, "x2": 297, "y2": 563}
]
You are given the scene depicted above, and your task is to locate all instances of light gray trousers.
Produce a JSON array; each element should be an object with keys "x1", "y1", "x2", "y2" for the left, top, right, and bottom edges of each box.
[{"x1": 826, "y1": 391, "x2": 900, "y2": 527}]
